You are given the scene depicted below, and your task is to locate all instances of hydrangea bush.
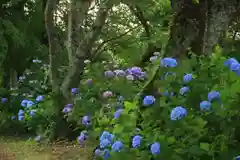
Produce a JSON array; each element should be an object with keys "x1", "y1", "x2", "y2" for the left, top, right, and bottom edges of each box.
[{"x1": 1, "y1": 54, "x2": 240, "y2": 160}]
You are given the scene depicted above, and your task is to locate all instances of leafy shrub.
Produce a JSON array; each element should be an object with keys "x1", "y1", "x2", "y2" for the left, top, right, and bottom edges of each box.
[{"x1": 1, "y1": 53, "x2": 240, "y2": 160}]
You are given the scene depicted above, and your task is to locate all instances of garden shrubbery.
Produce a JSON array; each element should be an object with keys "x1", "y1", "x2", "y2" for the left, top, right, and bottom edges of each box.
[{"x1": 1, "y1": 52, "x2": 240, "y2": 160}]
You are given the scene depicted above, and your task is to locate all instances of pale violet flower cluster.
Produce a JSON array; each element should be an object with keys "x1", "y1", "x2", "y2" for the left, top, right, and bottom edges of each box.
[{"x1": 104, "y1": 67, "x2": 147, "y2": 81}]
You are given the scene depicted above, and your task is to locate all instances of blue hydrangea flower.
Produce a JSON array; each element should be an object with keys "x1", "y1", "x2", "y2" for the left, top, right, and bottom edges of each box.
[
  {"x1": 179, "y1": 86, "x2": 190, "y2": 95},
  {"x1": 111, "y1": 141, "x2": 124, "y2": 152},
  {"x1": 183, "y1": 74, "x2": 193, "y2": 83},
  {"x1": 114, "y1": 109, "x2": 123, "y2": 119},
  {"x1": 132, "y1": 135, "x2": 142, "y2": 148},
  {"x1": 150, "y1": 142, "x2": 160, "y2": 155},
  {"x1": 170, "y1": 106, "x2": 187, "y2": 120},
  {"x1": 21, "y1": 100, "x2": 29, "y2": 107},
  {"x1": 82, "y1": 115, "x2": 91, "y2": 126},
  {"x1": 1, "y1": 98, "x2": 7, "y2": 103},
  {"x1": 100, "y1": 139, "x2": 112, "y2": 148},
  {"x1": 18, "y1": 109, "x2": 24, "y2": 116},
  {"x1": 71, "y1": 88, "x2": 79, "y2": 95},
  {"x1": 143, "y1": 95, "x2": 156, "y2": 106},
  {"x1": 208, "y1": 91, "x2": 220, "y2": 102},
  {"x1": 18, "y1": 115, "x2": 24, "y2": 121},
  {"x1": 103, "y1": 149, "x2": 110, "y2": 159},
  {"x1": 235, "y1": 155, "x2": 240, "y2": 160},
  {"x1": 100, "y1": 131, "x2": 114, "y2": 142},
  {"x1": 200, "y1": 101, "x2": 211, "y2": 111},
  {"x1": 229, "y1": 62, "x2": 240, "y2": 71},
  {"x1": 36, "y1": 95, "x2": 44, "y2": 102},
  {"x1": 160, "y1": 57, "x2": 177, "y2": 68},
  {"x1": 224, "y1": 58, "x2": 238, "y2": 68},
  {"x1": 27, "y1": 100, "x2": 34, "y2": 108},
  {"x1": 30, "y1": 110, "x2": 37, "y2": 117}
]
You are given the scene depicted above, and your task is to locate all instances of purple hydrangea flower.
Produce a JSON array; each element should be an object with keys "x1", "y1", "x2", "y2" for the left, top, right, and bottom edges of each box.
[
  {"x1": 104, "y1": 70, "x2": 115, "y2": 78},
  {"x1": 82, "y1": 115, "x2": 91, "y2": 126}
]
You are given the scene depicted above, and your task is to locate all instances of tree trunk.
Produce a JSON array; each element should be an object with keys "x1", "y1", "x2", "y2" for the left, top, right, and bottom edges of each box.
[
  {"x1": 202, "y1": 0, "x2": 237, "y2": 54},
  {"x1": 61, "y1": 2, "x2": 112, "y2": 100},
  {"x1": 166, "y1": 0, "x2": 201, "y2": 57},
  {"x1": 9, "y1": 68, "x2": 17, "y2": 88},
  {"x1": 45, "y1": 0, "x2": 70, "y2": 140},
  {"x1": 166, "y1": 0, "x2": 239, "y2": 57},
  {"x1": 66, "y1": 0, "x2": 93, "y2": 67}
]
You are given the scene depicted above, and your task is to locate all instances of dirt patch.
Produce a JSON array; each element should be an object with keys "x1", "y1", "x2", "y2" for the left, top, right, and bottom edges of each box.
[{"x1": 0, "y1": 137, "x2": 94, "y2": 160}]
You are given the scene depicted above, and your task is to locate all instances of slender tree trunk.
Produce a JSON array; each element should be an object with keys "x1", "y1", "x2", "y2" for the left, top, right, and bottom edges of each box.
[
  {"x1": 45, "y1": 0, "x2": 71, "y2": 140},
  {"x1": 9, "y1": 68, "x2": 17, "y2": 88}
]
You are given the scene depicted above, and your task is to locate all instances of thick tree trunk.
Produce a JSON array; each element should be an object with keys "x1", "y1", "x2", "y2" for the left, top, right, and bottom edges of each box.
[
  {"x1": 166, "y1": 0, "x2": 239, "y2": 57},
  {"x1": 202, "y1": 0, "x2": 237, "y2": 54},
  {"x1": 166, "y1": 0, "x2": 201, "y2": 57}
]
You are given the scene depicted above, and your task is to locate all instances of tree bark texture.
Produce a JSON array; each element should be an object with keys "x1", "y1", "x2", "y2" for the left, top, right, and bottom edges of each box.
[
  {"x1": 61, "y1": 2, "x2": 113, "y2": 101},
  {"x1": 67, "y1": 0, "x2": 93, "y2": 67},
  {"x1": 45, "y1": 0, "x2": 61, "y2": 94},
  {"x1": 166, "y1": 0, "x2": 240, "y2": 56},
  {"x1": 45, "y1": 0, "x2": 71, "y2": 140}
]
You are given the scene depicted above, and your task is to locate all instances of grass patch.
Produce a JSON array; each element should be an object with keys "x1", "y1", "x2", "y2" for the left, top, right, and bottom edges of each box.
[{"x1": 0, "y1": 136, "x2": 94, "y2": 160}]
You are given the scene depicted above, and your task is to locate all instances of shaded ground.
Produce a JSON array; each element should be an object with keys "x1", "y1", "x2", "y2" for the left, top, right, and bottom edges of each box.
[{"x1": 0, "y1": 136, "x2": 94, "y2": 160}]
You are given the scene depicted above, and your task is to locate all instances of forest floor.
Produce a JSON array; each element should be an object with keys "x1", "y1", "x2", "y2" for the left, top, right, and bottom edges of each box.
[{"x1": 0, "y1": 136, "x2": 93, "y2": 160}]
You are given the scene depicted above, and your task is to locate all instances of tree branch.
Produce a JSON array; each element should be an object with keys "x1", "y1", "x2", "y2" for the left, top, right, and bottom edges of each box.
[
  {"x1": 128, "y1": 5, "x2": 151, "y2": 37},
  {"x1": 91, "y1": 25, "x2": 139, "y2": 60}
]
